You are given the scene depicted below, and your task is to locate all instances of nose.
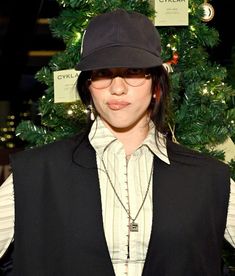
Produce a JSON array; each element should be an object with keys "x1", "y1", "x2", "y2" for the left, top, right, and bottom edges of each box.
[{"x1": 109, "y1": 76, "x2": 127, "y2": 95}]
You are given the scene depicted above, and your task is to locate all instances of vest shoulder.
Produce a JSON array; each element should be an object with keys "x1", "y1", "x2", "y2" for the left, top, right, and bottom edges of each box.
[
  {"x1": 167, "y1": 140, "x2": 230, "y2": 172},
  {"x1": 10, "y1": 132, "x2": 88, "y2": 164}
]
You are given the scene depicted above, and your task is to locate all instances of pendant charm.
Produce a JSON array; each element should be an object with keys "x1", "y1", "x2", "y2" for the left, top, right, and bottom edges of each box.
[{"x1": 130, "y1": 222, "x2": 138, "y2": 232}]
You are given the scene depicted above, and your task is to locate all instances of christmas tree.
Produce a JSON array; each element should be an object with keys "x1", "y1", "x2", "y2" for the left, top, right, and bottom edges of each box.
[
  {"x1": 15, "y1": 0, "x2": 235, "y2": 269},
  {"x1": 16, "y1": 0, "x2": 235, "y2": 178}
]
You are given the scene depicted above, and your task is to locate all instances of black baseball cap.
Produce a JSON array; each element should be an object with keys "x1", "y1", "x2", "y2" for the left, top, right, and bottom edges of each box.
[{"x1": 75, "y1": 9, "x2": 162, "y2": 71}]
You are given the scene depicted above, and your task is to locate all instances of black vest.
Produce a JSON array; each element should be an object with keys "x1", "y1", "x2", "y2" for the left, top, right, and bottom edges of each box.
[{"x1": 11, "y1": 133, "x2": 230, "y2": 276}]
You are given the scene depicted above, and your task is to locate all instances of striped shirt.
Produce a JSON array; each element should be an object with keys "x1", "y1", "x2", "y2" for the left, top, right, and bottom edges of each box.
[
  {"x1": 89, "y1": 117, "x2": 169, "y2": 275},
  {"x1": 0, "y1": 117, "x2": 235, "y2": 276}
]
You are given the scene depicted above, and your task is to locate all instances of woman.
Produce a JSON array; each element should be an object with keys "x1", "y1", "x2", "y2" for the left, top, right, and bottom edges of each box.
[{"x1": 0, "y1": 8, "x2": 234, "y2": 276}]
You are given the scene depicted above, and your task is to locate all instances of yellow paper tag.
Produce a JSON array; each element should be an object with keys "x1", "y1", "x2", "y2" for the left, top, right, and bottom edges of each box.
[
  {"x1": 215, "y1": 137, "x2": 235, "y2": 163},
  {"x1": 53, "y1": 69, "x2": 80, "y2": 103},
  {"x1": 150, "y1": 0, "x2": 189, "y2": 26}
]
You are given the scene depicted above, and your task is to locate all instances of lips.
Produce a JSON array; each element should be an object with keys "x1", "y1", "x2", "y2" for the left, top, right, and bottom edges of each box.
[{"x1": 107, "y1": 100, "x2": 130, "y2": 110}]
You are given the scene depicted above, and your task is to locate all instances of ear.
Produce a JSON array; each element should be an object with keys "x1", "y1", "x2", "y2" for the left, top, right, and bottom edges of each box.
[{"x1": 153, "y1": 86, "x2": 161, "y2": 102}]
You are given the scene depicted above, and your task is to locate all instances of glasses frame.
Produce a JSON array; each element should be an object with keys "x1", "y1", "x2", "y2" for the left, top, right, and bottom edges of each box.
[{"x1": 88, "y1": 70, "x2": 151, "y2": 89}]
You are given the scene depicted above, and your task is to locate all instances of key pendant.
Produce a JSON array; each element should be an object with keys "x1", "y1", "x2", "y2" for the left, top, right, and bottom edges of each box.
[{"x1": 130, "y1": 222, "x2": 138, "y2": 232}]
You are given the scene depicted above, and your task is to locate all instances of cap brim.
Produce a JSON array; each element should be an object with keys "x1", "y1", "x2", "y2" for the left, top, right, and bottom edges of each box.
[{"x1": 75, "y1": 46, "x2": 162, "y2": 71}]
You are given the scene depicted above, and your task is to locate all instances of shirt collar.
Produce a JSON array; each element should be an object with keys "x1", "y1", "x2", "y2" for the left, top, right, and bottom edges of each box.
[{"x1": 89, "y1": 116, "x2": 170, "y2": 165}]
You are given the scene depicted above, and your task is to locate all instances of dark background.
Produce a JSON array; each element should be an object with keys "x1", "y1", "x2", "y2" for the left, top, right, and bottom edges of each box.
[{"x1": 0, "y1": 0, "x2": 63, "y2": 114}]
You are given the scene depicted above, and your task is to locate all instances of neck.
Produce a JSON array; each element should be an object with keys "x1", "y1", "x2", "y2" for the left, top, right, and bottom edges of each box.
[{"x1": 102, "y1": 119, "x2": 150, "y2": 156}]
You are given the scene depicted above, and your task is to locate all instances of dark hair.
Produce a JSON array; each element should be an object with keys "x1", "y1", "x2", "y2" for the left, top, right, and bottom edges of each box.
[{"x1": 76, "y1": 65, "x2": 171, "y2": 135}]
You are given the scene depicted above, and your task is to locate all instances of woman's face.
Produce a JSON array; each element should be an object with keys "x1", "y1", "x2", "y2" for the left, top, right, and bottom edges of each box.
[{"x1": 89, "y1": 68, "x2": 153, "y2": 132}]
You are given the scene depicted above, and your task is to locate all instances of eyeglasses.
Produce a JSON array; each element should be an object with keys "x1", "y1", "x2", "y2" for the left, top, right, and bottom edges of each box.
[{"x1": 88, "y1": 68, "x2": 151, "y2": 89}]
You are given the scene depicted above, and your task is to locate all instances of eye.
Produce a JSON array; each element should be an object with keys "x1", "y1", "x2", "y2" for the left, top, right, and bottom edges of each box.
[
  {"x1": 91, "y1": 69, "x2": 112, "y2": 80},
  {"x1": 125, "y1": 68, "x2": 146, "y2": 78}
]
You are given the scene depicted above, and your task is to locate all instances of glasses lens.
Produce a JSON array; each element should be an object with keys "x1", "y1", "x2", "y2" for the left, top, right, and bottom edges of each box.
[
  {"x1": 90, "y1": 69, "x2": 112, "y2": 89},
  {"x1": 124, "y1": 69, "x2": 148, "y2": 87}
]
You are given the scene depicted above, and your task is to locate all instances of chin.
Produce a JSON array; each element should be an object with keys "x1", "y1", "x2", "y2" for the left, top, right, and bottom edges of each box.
[{"x1": 104, "y1": 118, "x2": 142, "y2": 133}]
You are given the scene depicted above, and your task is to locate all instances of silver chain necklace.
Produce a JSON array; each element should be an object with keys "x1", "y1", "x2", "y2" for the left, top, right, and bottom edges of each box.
[{"x1": 101, "y1": 141, "x2": 153, "y2": 232}]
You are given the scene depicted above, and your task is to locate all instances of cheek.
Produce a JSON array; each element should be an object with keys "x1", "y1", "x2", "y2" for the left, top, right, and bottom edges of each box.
[
  {"x1": 89, "y1": 89, "x2": 99, "y2": 104},
  {"x1": 140, "y1": 94, "x2": 152, "y2": 111},
  {"x1": 136, "y1": 85, "x2": 153, "y2": 104},
  {"x1": 90, "y1": 90, "x2": 106, "y2": 111}
]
